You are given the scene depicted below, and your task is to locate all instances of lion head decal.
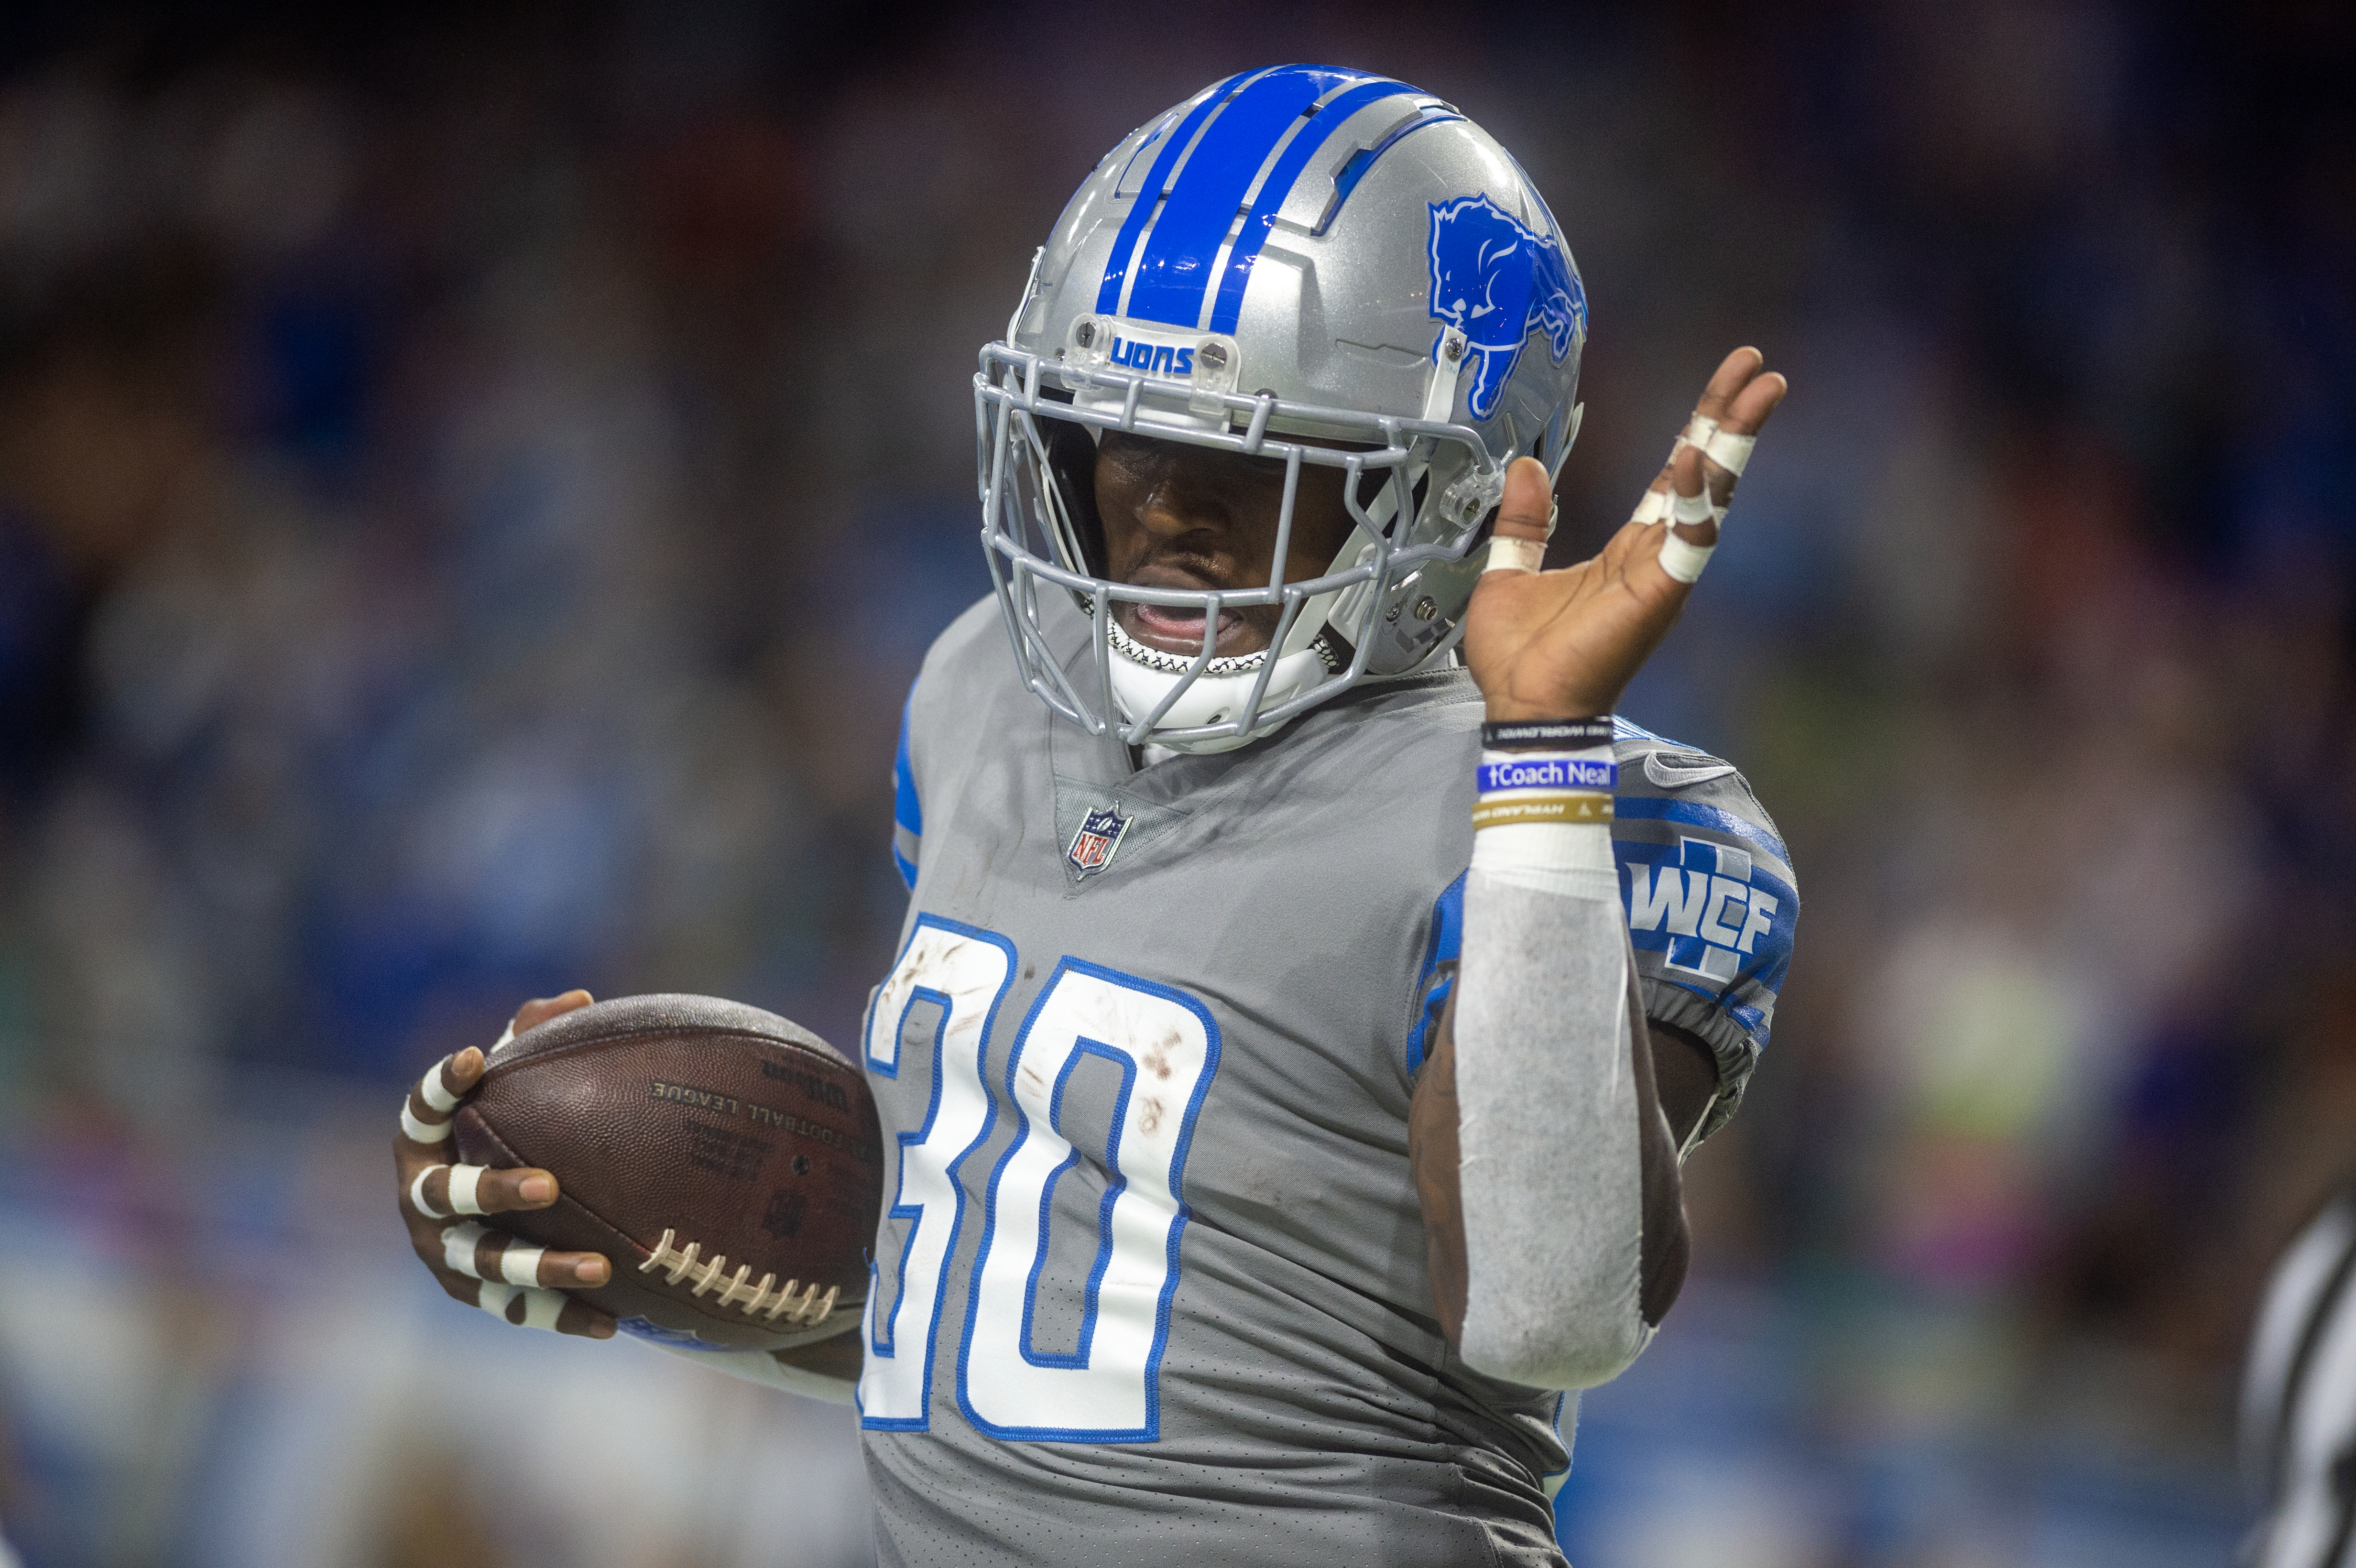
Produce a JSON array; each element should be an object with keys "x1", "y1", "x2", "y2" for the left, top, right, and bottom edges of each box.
[{"x1": 1426, "y1": 194, "x2": 1586, "y2": 421}]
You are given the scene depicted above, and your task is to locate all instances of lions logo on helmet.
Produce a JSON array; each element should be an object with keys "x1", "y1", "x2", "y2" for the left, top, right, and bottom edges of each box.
[{"x1": 1427, "y1": 194, "x2": 1588, "y2": 420}]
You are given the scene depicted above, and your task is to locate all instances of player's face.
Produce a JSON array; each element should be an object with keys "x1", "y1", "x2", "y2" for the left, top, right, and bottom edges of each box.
[{"x1": 1094, "y1": 431, "x2": 1360, "y2": 658}]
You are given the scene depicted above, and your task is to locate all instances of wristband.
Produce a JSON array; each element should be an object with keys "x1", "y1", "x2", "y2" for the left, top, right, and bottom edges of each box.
[
  {"x1": 1471, "y1": 792, "x2": 1613, "y2": 829},
  {"x1": 1476, "y1": 753, "x2": 1617, "y2": 793},
  {"x1": 1481, "y1": 718, "x2": 1614, "y2": 750}
]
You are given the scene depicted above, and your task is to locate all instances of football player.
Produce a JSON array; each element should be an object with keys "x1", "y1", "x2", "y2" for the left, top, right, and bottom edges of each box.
[
  {"x1": 395, "y1": 66, "x2": 1795, "y2": 1565},
  {"x1": 2241, "y1": 1168, "x2": 2356, "y2": 1568}
]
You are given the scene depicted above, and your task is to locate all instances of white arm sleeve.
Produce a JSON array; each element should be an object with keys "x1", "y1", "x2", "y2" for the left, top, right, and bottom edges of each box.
[
  {"x1": 1453, "y1": 827, "x2": 1655, "y2": 1390},
  {"x1": 643, "y1": 1339, "x2": 858, "y2": 1405}
]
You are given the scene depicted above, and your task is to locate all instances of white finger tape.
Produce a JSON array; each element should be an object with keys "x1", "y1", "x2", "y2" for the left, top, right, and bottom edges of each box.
[
  {"x1": 1632, "y1": 489, "x2": 1671, "y2": 525},
  {"x1": 442, "y1": 1220, "x2": 489, "y2": 1276},
  {"x1": 1671, "y1": 488, "x2": 1715, "y2": 525},
  {"x1": 400, "y1": 1103, "x2": 453, "y2": 1144},
  {"x1": 411, "y1": 1166, "x2": 449, "y2": 1219},
  {"x1": 1703, "y1": 428, "x2": 1755, "y2": 476},
  {"x1": 1484, "y1": 536, "x2": 1547, "y2": 574},
  {"x1": 448, "y1": 1164, "x2": 486, "y2": 1217},
  {"x1": 498, "y1": 1243, "x2": 546, "y2": 1287},
  {"x1": 477, "y1": 1283, "x2": 565, "y2": 1332},
  {"x1": 1684, "y1": 414, "x2": 1755, "y2": 477},
  {"x1": 420, "y1": 1055, "x2": 461, "y2": 1112},
  {"x1": 1660, "y1": 534, "x2": 1716, "y2": 584},
  {"x1": 488, "y1": 1021, "x2": 518, "y2": 1061}
]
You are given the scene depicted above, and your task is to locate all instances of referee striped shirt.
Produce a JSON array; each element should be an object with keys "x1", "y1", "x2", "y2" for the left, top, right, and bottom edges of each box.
[{"x1": 2244, "y1": 1173, "x2": 2356, "y2": 1568}]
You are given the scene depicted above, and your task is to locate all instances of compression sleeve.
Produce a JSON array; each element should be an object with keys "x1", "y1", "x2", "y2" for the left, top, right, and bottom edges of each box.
[
  {"x1": 1453, "y1": 822, "x2": 1678, "y2": 1390},
  {"x1": 644, "y1": 1340, "x2": 858, "y2": 1405}
]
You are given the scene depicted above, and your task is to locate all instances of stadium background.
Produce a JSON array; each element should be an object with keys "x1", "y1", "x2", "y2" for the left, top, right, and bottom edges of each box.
[{"x1": 0, "y1": 2, "x2": 2348, "y2": 1563}]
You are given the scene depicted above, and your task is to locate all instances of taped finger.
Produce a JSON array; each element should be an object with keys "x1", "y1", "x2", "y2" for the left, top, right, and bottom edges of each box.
[
  {"x1": 1658, "y1": 532, "x2": 1715, "y2": 584},
  {"x1": 1483, "y1": 483, "x2": 1558, "y2": 575},
  {"x1": 1679, "y1": 414, "x2": 1756, "y2": 479},
  {"x1": 473, "y1": 1282, "x2": 572, "y2": 1333},
  {"x1": 1658, "y1": 467, "x2": 1719, "y2": 585},
  {"x1": 407, "y1": 1162, "x2": 490, "y2": 1219},
  {"x1": 440, "y1": 1220, "x2": 549, "y2": 1285},
  {"x1": 1483, "y1": 536, "x2": 1547, "y2": 574},
  {"x1": 398, "y1": 1054, "x2": 471, "y2": 1145}
]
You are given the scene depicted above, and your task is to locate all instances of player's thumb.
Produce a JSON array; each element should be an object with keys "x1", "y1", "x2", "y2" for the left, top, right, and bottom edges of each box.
[{"x1": 1493, "y1": 456, "x2": 1553, "y2": 546}]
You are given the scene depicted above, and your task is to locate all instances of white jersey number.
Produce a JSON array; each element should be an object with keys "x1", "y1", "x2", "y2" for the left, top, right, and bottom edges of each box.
[
  {"x1": 856, "y1": 921, "x2": 1219, "y2": 1442},
  {"x1": 856, "y1": 917, "x2": 1015, "y2": 1428}
]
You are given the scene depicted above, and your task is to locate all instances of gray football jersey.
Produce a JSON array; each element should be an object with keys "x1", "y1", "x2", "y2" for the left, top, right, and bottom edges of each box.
[{"x1": 860, "y1": 597, "x2": 1795, "y2": 1567}]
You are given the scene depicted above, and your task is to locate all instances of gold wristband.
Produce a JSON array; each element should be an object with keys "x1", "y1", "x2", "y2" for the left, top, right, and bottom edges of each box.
[{"x1": 1470, "y1": 791, "x2": 1614, "y2": 830}]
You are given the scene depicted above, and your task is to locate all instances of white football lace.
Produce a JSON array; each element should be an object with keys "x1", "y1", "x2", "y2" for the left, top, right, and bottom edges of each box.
[{"x1": 638, "y1": 1228, "x2": 839, "y2": 1326}]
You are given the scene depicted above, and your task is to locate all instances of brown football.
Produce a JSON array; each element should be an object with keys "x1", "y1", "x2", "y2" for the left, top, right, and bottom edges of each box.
[{"x1": 451, "y1": 993, "x2": 882, "y2": 1353}]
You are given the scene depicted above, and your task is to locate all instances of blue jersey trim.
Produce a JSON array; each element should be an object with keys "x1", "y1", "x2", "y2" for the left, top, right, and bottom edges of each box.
[
  {"x1": 1123, "y1": 65, "x2": 1361, "y2": 329},
  {"x1": 1096, "y1": 71, "x2": 1254, "y2": 316},
  {"x1": 892, "y1": 689, "x2": 921, "y2": 889},
  {"x1": 1406, "y1": 870, "x2": 1467, "y2": 1077},
  {"x1": 1205, "y1": 75, "x2": 1415, "y2": 333},
  {"x1": 893, "y1": 695, "x2": 921, "y2": 836},
  {"x1": 1612, "y1": 794, "x2": 1790, "y2": 872}
]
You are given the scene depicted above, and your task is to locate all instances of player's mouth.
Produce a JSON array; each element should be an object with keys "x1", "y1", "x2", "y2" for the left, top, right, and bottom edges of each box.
[{"x1": 1118, "y1": 564, "x2": 1271, "y2": 658}]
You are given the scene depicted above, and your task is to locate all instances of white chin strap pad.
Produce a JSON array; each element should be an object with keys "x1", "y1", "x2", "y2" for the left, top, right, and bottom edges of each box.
[{"x1": 1106, "y1": 638, "x2": 1330, "y2": 753}]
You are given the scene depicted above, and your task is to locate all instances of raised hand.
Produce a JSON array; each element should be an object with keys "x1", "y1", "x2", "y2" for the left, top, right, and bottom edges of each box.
[
  {"x1": 394, "y1": 990, "x2": 616, "y2": 1338},
  {"x1": 1464, "y1": 348, "x2": 1787, "y2": 720}
]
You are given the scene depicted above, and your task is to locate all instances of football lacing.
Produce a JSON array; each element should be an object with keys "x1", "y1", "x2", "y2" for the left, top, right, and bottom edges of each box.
[{"x1": 638, "y1": 1228, "x2": 840, "y2": 1326}]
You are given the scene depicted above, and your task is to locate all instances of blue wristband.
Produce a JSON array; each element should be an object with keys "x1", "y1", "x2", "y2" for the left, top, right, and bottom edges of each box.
[{"x1": 1476, "y1": 754, "x2": 1617, "y2": 793}]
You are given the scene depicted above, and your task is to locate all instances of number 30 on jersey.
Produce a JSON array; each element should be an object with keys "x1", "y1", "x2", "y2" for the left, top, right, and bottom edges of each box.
[{"x1": 855, "y1": 915, "x2": 1220, "y2": 1442}]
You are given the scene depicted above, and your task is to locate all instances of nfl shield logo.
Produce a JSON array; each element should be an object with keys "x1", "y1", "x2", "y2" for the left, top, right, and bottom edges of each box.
[{"x1": 1067, "y1": 806, "x2": 1131, "y2": 877}]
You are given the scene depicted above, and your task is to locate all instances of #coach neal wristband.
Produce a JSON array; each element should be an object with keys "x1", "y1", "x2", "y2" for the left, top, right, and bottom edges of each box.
[
  {"x1": 1475, "y1": 754, "x2": 1617, "y2": 793},
  {"x1": 1472, "y1": 744, "x2": 1616, "y2": 833},
  {"x1": 1481, "y1": 718, "x2": 1614, "y2": 750}
]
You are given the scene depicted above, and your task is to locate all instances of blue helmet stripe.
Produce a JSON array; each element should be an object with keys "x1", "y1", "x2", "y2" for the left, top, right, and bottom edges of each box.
[
  {"x1": 1206, "y1": 76, "x2": 1418, "y2": 335},
  {"x1": 1095, "y1": 70, "x2": 1255, "y2": 317},
  {"x1": 1122, "y1": 65, "x2": 1367, "y2": 329}
]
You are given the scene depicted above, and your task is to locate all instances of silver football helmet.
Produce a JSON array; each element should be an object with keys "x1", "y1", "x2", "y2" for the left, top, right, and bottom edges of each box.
[{"x1": 975, "y1": 65, "x2": 1587, "y2": 752}]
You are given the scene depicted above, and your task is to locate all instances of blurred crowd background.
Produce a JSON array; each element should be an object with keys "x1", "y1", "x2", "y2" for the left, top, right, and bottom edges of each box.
[{"x1": 0, "y1": 2, "x2": 2347, "y2": 1565}]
